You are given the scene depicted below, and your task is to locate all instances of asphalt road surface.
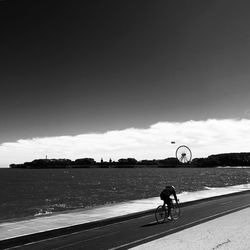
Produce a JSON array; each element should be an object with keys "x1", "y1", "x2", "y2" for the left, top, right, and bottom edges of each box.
[{"x1": 8, "y1": 191, "x2": 250, "y2": 250}]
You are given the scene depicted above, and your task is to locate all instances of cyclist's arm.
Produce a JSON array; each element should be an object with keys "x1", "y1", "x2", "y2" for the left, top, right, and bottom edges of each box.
[
  {"x1": 172, "y1": 189, "x2": 178, "y2": 203},
  {"x1": 162, "y1": 200, "x2": 166, "y2": 207}
]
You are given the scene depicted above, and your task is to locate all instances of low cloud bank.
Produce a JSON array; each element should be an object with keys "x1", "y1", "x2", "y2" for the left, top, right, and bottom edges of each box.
[{"x1": 1, "y1": 119, "x2": 250, "y2": 167}]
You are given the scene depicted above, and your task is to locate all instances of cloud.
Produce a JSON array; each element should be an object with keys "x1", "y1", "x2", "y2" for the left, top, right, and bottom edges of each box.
[{"x1": 1, "y1": 119, "x2": 250, "y2": 167}]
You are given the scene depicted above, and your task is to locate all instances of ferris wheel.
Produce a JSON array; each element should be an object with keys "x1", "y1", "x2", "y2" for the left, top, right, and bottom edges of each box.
[{"x1": 175, "y1": 145, "x2": 192, "y2": 164}]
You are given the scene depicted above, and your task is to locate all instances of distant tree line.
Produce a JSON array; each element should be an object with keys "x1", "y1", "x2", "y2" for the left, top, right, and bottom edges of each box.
[
  {"x1": 9, "y1": 152, "x2": 250, "y2": 169},
  {"x1": 9, "y1": 157, "x2": 179, "y2": 169},
  {"x1": 192, "y1": 153, "x2": 250, "y2": 167}
]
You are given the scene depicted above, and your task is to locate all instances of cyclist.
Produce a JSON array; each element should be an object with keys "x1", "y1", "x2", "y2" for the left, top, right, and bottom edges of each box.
[{"x1": 160, "y1": 185, "x2": 178, "y2": 220}]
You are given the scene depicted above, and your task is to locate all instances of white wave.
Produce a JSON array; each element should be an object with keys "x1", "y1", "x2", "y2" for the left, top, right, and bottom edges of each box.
[
  {"x1": 203, "y1": 186, "x2": 216, "y2": 190},
  {"x1": 34, "y1": 211, "x2": 52, "y2": 217},
  {"x1": 217, "y1": 166, "x2": 250, "y2": 168}
]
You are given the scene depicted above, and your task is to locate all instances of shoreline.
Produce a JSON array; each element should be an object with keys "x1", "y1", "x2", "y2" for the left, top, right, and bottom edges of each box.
[{"x1": 8, "y1": 152, "x2": 250, "y2": 169}]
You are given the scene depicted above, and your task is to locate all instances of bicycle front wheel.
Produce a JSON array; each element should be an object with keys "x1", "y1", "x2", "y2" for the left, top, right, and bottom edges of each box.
[
  {"x1": 171, "y1": 204, "x2": 180, "y2": 220},
  {"x1": 155, "y1": 205, "x2": 167, "y2": 223}
]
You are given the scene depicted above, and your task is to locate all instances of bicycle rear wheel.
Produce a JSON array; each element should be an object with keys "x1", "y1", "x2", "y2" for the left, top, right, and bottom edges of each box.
[
  {"x1": 155, "y1": 205, "x2": 167, "y2": 223},
  {"x1": 171, "y1": 204, "x2": 180, "y2": 220}
]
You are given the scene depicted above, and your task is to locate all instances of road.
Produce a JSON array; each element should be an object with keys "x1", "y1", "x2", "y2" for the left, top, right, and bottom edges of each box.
[{"x1": 8, "y1": 191, "x2": 250, "y2": 250}]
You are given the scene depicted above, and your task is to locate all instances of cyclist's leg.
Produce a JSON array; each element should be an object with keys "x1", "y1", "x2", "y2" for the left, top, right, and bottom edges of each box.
[
  {"x1": 165, "y1": 198, "x2": 172, "y2": 218},
  {"x1": 162, "y1": 201, "x2": 167, "y2": 213}
]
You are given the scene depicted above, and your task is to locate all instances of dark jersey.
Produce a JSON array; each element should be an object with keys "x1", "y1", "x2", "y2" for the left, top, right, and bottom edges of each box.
[{"x1": 160, "y1": 186, "x2": 176, "y2": 201}]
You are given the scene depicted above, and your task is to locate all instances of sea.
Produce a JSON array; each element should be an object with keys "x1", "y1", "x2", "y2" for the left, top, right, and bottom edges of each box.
[{"x1": 1, "y1": 167, "x2": 249, "y2": 222}]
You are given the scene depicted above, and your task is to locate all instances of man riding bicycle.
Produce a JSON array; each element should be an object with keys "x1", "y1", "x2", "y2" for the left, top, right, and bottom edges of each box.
[{"x1": 160, "y1": 185, "x2": 178, "y2": 220}]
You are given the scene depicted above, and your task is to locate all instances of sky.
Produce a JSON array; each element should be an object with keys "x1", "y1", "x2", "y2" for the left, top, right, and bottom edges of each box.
[{"x1": 1, "y1": 0, "x2": 250, "y2": 166}]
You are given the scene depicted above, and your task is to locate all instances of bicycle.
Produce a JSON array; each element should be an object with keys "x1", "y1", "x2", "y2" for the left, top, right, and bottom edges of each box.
[{"x1": 155, "y1": 199, "x2": 180, "y2": 223}]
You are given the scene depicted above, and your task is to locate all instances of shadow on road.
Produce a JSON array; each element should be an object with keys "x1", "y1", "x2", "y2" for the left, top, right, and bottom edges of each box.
[{"x1": 141, "y1": 221, "x2": 160, "y2": 227}]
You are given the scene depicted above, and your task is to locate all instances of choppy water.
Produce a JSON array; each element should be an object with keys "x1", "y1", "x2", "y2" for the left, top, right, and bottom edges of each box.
[{"x1": 0, "y1": 167, "x2": 249, "y2": 222}]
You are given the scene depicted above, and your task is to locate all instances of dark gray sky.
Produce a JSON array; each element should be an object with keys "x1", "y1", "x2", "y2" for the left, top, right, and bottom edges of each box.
[{"x1": 1, "y1": 0, "x2": 250, "y2": 143}]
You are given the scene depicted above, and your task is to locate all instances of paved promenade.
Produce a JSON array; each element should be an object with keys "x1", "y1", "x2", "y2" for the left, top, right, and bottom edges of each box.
[
  {"x1": 131, "y1": 207, "x2": 250, "y2": 250},
  {"x1": 0, "y1": 184, "x2": 249, "y2": 248}
]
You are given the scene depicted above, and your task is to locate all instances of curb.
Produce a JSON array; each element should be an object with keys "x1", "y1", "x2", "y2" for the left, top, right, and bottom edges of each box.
[{"x1": 1, "y1": 189, "x2": 250, "y2": 249}]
